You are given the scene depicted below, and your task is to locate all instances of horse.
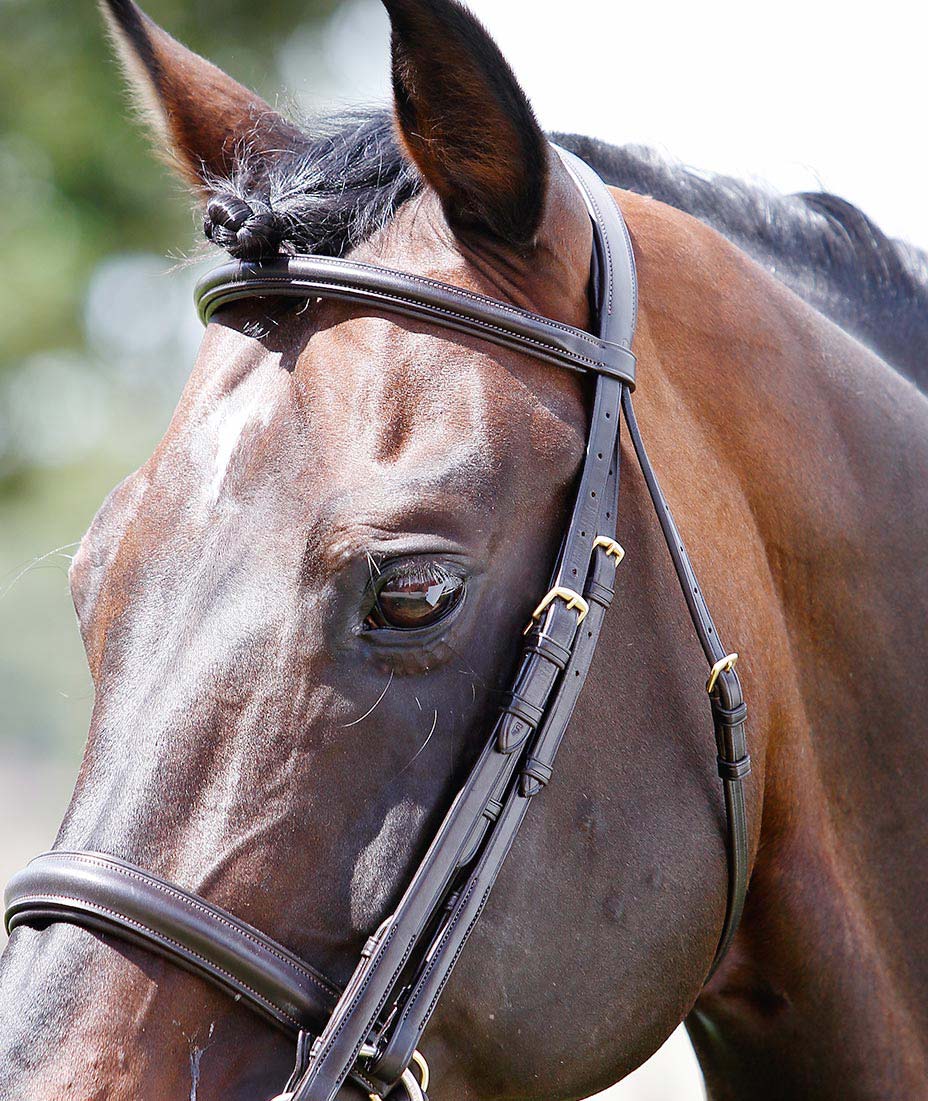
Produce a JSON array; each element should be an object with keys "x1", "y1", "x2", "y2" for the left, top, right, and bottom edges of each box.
[{"x1": 2, "y1": 0, "x2": 928, "y2": 1097}]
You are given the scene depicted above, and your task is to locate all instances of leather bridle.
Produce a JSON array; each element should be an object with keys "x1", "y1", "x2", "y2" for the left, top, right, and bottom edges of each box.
[{"x1": 4, "y1": 148, "x2": 750, "y2": 1101}]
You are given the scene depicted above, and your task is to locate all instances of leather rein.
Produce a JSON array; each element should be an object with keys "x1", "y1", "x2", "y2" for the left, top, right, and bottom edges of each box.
[{"x1": 4, "y1": 148, "x2": 750, "y2": 1101}]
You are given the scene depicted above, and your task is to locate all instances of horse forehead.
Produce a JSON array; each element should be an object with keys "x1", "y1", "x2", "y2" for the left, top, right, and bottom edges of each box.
[
  {"x1": 294, "y1": 314, "x2": 508, "y2": 471},
  {"x1": 189, "y1": 301, "x2": 515, "y2": 453},
  {"x1": 141, "y1": 273, "x2": 583, "y2": 550}
]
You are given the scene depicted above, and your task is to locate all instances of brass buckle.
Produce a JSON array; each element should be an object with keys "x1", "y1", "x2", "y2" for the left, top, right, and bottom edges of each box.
[
  {"x1": 524, "y1": 586, "x2": 590, "y2": 634},
  {"x1": 706, "y1": 652, "x2": 739, "y2": 694},
  {"x1": 592, "y1": 535, "x2": 625, "y2": 564}
]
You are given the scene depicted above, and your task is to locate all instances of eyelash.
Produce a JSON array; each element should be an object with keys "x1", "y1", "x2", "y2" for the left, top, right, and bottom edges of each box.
[{"x1": 363, "y1": 558, "x2": 466, "y2": 633}]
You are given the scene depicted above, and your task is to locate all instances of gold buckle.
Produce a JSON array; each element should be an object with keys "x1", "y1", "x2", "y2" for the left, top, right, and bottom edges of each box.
[
  {"x1": 411, "y1": 1051, "x2": 429, "y2": 1094},
  {"x1": 592, "y1": 535, "x2": 625, "y2": 564},
  {"x1": 524, "y1": 586, "x2": 590, "y2": 634},
  {"x1": 706, "y1": 652, "x2": 738, "y2": 694}
]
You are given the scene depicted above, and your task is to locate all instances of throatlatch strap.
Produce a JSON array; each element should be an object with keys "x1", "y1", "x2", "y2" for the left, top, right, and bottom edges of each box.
[{"x1": 620, "y1": 391, "x2": 751, "y2": 972}]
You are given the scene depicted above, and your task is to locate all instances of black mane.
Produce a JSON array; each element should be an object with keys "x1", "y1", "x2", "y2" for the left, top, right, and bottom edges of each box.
[
  {"x1": 559, "y1": 132, "x2": 928, "y2": 386},
  {"x1": 225, "y1": 108, "x2": 928, "y2": 386},
  {"x1": 217, "y1": 112, "x2": 421, "y2": 260}
]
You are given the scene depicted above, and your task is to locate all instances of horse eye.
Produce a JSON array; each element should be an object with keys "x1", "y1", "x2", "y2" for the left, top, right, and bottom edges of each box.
[{"x1": 366, "y1": 563, "x2": 465, "y2": 631}]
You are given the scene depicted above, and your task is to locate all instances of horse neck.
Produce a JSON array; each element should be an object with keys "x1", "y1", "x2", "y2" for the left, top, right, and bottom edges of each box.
[{"x1": 623, "y1": 194, "x2": 928, "y2": 1095}]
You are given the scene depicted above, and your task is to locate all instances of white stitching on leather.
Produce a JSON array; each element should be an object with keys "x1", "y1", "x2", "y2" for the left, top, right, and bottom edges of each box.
[
  {"x1": 203, "y1": 276, "x2": 634, "y2": 378},
  {"x1": 9, "y1": 892, "x2": 304, "y2": 1031},
  {"x1": 286, "y1": 255, "x2": 607, "y2": 345},
  {"x1": 40, "y1": 853, "x2": 338, "y2": 1000}
]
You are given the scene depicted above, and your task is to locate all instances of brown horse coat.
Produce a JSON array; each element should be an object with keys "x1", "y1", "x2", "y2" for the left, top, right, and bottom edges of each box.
[{"x1": 1, "y1": 2, "x2": 926, "y2": 1098}]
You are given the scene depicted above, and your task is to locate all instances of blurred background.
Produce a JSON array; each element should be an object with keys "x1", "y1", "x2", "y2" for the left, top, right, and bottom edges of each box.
[{"x1": 2, "y1": 0, "x2": 924, "y2": 1096}]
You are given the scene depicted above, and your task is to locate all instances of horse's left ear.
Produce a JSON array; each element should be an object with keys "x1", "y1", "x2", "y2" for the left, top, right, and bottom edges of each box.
[
  {"x1": 381, "y1": 0, "x2": 549, "y2": 249},
  {"x1": 99, "y1": 0, "x2": 305, "y2": 188}
]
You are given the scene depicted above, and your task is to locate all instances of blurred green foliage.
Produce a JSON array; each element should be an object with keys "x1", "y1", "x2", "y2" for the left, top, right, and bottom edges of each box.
[
  {"x1": 2, "y1": 0, "x2": 337, "y2": 369},
  {"x1": 0, "y1": 0, "x2": 340, "y2": 765}
]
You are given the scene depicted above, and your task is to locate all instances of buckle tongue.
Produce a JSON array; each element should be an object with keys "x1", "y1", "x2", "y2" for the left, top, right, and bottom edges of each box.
[{"x1": 592, "y1": 535, "x2": 625, "y2": 563}]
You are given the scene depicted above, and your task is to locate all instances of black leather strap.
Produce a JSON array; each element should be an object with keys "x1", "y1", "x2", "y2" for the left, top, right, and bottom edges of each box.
[
  {"x1": 361, "y1": 156, "x2": 634, "y2": 1092},
  {"x1": 195, "y1": 254, "x2": 636, "y2": 389},
  {"x1": 620, "y1": 391, "x2": 751, "y2": 973},
  {"x1": 366, "y1": 438, "x2": 625, "y2": 1089},
  {"x1": 4, "y1": 850, "x2": 338, "y2": 1034},
  {"x1": 365, "y1": 155, "x2": 634, "y2": 1092},
  {"x1": 289, "y1": 145, "x2": 635, "y2": 1101}
]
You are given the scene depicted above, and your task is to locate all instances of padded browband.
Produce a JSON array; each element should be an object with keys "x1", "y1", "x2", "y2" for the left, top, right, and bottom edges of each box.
[
  {"x1": 194, "y1": 254, "x2": 637, "y2": 388},
  {"x1": 4, "y1": 851, "x2": 338, "y2": 1036}
]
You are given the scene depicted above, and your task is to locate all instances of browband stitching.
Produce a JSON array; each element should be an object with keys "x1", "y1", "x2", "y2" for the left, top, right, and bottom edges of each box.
[
  {"x1": 201, "y1": 274, "x2": 633, "y2": 376},
  {"x1": 208, "y1": 256, "x2": 623, "y2": 352},
  {"x1": 313, "y1": 260, "x2": 611, "y2": 348}
]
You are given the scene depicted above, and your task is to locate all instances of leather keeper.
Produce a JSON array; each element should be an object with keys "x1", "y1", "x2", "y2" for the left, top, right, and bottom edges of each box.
[
  {"x1": 483, "y1": 798, "x2": 504, "y2": 823},
  {"x1": 585, "y1": 577, "x2": 615, "y2": 609},
  {"x1": 500, "y1": 693, "x2": 545, "y2": 730},
  {"x1": 454, "y1": 791, "x2": 505, "y2": 869},
  {"x1": 717, "y1": 754, "x2": 752, "y2": 781},
  {"x1": 520, "y1": 758, "x2": 553, "y2": 789},
  {"x1": 523, "y1": 632, "x2": 572, "y2": 671},
  {"x1": 711, "y1": 700, "x2": 748, "y2": 728},
  {"x1": 499, "y1": 687, "x2": 543, "y2": 731}
]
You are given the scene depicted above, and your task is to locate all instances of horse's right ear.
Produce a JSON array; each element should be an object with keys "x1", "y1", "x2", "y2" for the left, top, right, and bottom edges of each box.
[
  {"x1": 381, "y1": 0, "x2": 549, "y2": 249},
  {"x1": 99, "y1": 0, "x2": 304, "y2": 190}
]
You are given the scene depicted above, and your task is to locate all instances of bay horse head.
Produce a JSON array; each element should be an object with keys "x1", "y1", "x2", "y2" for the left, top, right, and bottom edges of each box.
[{"x1": 0, "y1": 1, "x2": 768, "y2": 1098}]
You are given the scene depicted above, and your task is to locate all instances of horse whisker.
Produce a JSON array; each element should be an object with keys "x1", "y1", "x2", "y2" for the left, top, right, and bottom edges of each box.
[
  {"x1": 444, "y1": 641, "x2": 489, "y2": 689},
  {"x1": 365, "y1": 551, "x2": 382, "y2": 588},
  {"x1": 341, "y1": 669, "x2": 394, "y2": 729},
  {"x1": 0, "y1": 542, "x2": 82, "y2": 602},
  {"x1": 396, "y1": 709, "x2": 439, "y2": 778}
]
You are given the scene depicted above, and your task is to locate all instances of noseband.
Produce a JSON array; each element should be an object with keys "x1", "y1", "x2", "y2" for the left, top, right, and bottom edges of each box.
[{"x1": 4, "y1": 149, "x2": 750, "y2": 1101}]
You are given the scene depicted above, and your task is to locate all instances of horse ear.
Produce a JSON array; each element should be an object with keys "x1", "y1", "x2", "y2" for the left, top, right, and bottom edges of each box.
[
  {"x1": 381, "y1": 0, "x2": 549, "y2": 249},
  {"x1": 99, "y1": 0, "x2": 304, "y2": 189}
]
